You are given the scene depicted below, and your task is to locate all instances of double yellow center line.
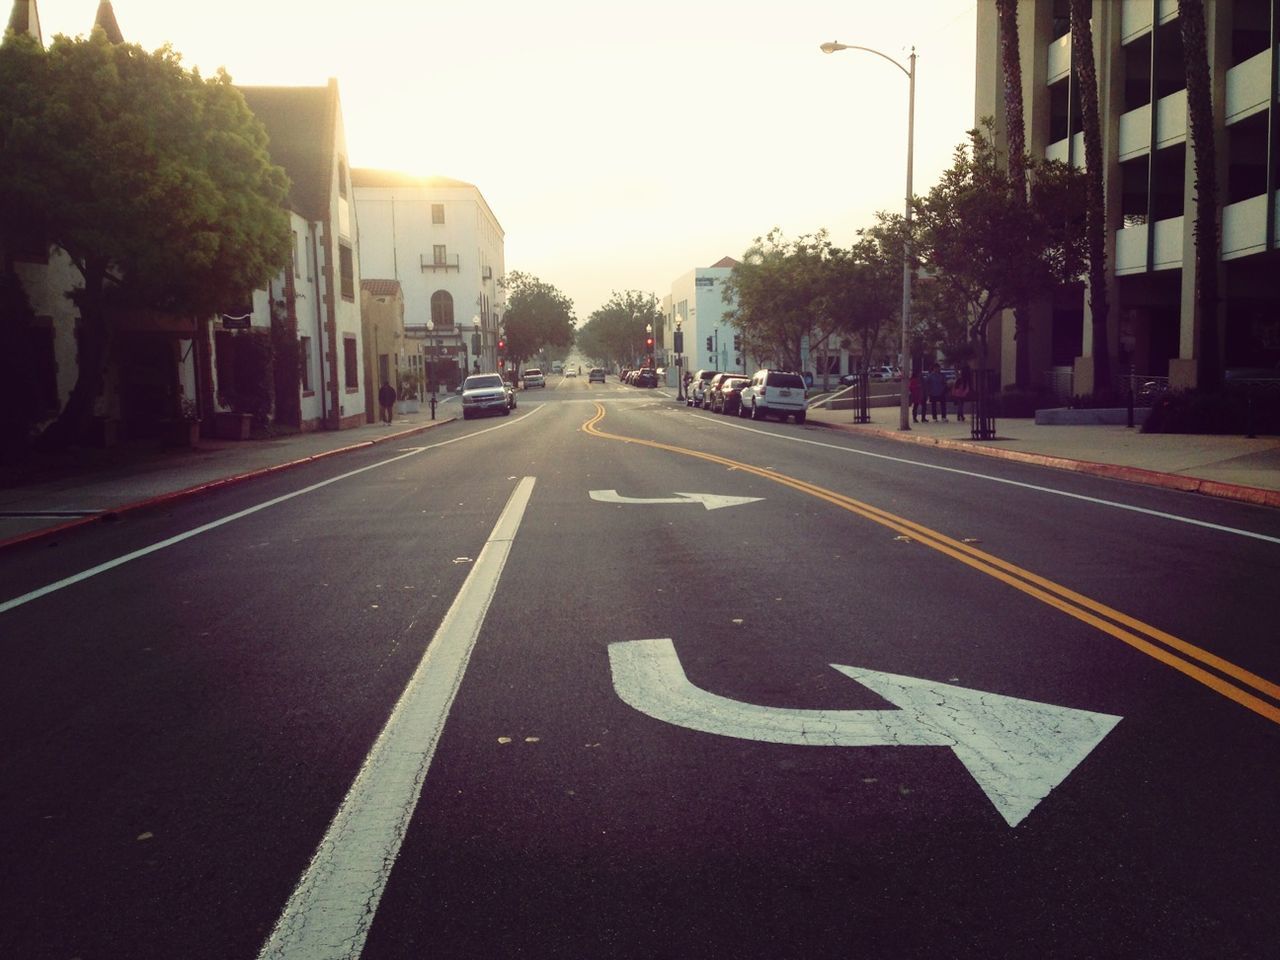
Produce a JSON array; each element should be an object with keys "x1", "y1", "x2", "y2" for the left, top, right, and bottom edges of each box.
[{"x1": 583, "y1": 403, "x2": 1280, "y2": 727}]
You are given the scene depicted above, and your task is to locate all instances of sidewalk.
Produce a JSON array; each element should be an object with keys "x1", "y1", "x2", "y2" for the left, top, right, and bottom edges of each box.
[
  {"x1": 803, "y1": 402, "x2": 1280, "y2": 507},
  {"x1": 0, "y1": 405, "x2": 458, "y2": 548}
]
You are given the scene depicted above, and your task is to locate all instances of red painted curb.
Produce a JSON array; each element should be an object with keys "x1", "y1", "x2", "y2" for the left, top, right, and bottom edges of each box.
[
  {"x1": 0, "y1": 417, "x2": 457, "y2": 552},
  {"x1": 811, "y1": 419, "x2": 1280, "y2": 509}
]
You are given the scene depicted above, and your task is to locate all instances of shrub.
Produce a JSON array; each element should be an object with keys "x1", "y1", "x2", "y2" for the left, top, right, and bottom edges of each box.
[{"x1": 991, "y1": 386, "x2": 1052, "y2": 418}]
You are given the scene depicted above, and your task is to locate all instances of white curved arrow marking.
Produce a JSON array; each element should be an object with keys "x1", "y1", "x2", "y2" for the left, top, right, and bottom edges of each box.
[
  {"x1": 589, "y1": 489, "x2": 762, "y2": 510},
  {"x1": 608, "y1": 638, "x2": 1122, "y2": 828}
]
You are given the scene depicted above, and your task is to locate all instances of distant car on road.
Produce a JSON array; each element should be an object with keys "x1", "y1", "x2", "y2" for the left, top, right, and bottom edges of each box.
[
  {"x1": 588, "y1": 368, "x2": 606, "y2": 383},
  {"x1": 633, "y1": 368, "x2": 658, "y2": 388},
  {"x1": 564, "y1": 367, "x2": 578, "y2": 378},
  {"x1": 461, "y1": 373, "x2": 515, "y2": 419},
  {"x1": 522, "y1": 368, "x2": 546, "y2": 388}
]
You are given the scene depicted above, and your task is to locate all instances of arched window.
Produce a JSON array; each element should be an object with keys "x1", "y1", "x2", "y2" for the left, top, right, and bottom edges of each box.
[{"x1": 431, "y1": 290, "x2": 454, "y2": 327}]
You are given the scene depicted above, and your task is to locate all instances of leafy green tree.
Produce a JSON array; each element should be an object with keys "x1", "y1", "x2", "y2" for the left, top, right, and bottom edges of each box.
[
  {"x1": 0, "y1": 31, "x2": 291, "y2": 446},
  {"x1": 820, "y1": 234, "x2": 899, "y2": 379},
  {"x1": 577, "y1": 290, "x2": 662, "y2": 370},
  {"x1": 498, "y1": 271, "x2": 575, "y2": 378},
  {"x1": 914, "y1": 126, "x2": 1086, "y2": 368},
  {"x1": 722, "y1": 229, "x2": 835, "y2": 372}
]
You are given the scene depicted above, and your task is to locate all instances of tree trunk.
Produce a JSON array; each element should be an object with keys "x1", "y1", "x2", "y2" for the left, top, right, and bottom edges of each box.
[
  {"x1": 1070, "y1": 0, "x2": 1112, "y2": 396},
  {"x1": 36, "y1": 258, "x2": 109, "y2": 449},
  {"x1": 1179, "y1": 0, "x2": 1221, "y2": 392},
  {"x1": 996, "y1": 0, "x2": 1033, "y2": 390}
]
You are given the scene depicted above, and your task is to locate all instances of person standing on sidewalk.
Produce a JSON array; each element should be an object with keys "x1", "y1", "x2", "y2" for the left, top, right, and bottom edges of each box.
[
  {"x1": 378, "y1": 381, "x2": 397, "y2": 424},
  {"x1": 951, "y1": 364, "x2": 972, "y2": 421},
  {"x1": 910, "y1": 368, "x2": 926, "y2": 423},
  {"x1": 926, "y1": 363, "x2": 948, "y2": 422}
]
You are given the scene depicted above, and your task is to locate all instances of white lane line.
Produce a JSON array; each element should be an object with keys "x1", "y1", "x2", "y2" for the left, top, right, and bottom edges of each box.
[
  {"x1": 0, "y1": 408, "x2": 543, "y2": 615},
  {"x1": 694, "y1": 414, "x2": 1280, "y2": 545},
  {"x1": 257, "y1": 476, "x2": 536, "y2": 960}
]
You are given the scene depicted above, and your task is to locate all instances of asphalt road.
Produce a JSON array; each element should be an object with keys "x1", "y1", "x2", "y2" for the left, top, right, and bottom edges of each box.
[{"x1": 3, "y1": 374, "x2": 1278, "y2": 960}]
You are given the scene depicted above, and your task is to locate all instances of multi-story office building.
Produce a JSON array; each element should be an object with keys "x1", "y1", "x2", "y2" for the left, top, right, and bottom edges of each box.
[
  {"x1": 352, "y1": 171, "x2": 506, "y2": 379},
  {"x1": 663, "y1": 257, "x2": 744, "y2": 383},
  {"x1": 976, "y1": 0, "x2": 1279, "y2": 394}
]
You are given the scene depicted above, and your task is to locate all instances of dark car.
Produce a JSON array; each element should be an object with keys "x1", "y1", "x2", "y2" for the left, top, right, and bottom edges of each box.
[
  {"x1": 633, "y1": 368, "x2": 658, "y2": 388},
  {"x1": 588, "y1": 367, "x2": 606, "y2": 383},
  {"x1": 710, "y1": 376, "x2": 750, "y2": 415}
]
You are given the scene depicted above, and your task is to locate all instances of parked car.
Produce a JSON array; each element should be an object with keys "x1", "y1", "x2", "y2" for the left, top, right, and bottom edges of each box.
[
  {"x1": 687, "y1": 369, "x2": 722, "y2": 408},
  {"x1": 461, "y1": 373, "x2": 516, "y2": 419},
  {"x1": 740, "y1": 369, "x2": 808, "y2": 423},
  {"x1": 710, "y1": 376, "x2": 750, "y2": 415},
  {"x1": 588, "y1": 367, "x2": 606, "y2": 383},
  {"x1": 522, "y1": 368, "x2": 546, "y2": 388},
  {"x1": 868, "y1": 365, "x2": 898, "y2": 382},
  {"x1": 633, "y1": 368, "x2": 658, "y2": 388}
]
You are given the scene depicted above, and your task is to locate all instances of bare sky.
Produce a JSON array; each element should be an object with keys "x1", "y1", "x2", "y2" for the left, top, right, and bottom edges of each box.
[{"x1": 34, "y1": 0, "x2": 979, "y2": 317}]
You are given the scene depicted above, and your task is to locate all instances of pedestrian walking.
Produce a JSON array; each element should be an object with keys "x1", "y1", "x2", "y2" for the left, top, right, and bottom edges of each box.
[
  {"x1": 926, "y1": 363, "x2": 948, "y2": 421},
  {"x1": 378, "y1": 381, "x2": 397, "y2": 424},
  {"x1": 951, "y1": 364, "x2": 972, "y2": 421},
  {"x1": 910, "y1": 369, "x2": 927, "y2": 423}
]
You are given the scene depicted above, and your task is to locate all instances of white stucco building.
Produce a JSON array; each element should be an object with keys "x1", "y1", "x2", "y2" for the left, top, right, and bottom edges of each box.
[
  {"x1": 352, "y1": 172, "x2": 506, "y2": 378},
  {"x1": 663, "y1": 257, "x2": 744, "y2": 383}
]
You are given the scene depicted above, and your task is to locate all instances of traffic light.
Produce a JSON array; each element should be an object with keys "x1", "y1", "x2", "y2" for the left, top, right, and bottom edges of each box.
[
  {"x1": 497, "y1": 338, "x2": 506, "y2": 353},
  {"x1": 733, "y1": 334, "x2": 742, "y2": 351},
  {"x1": 498, "y1": 358, "x2": 505, "y2": 370},
  {"x1": 706, "y1": 336, "x2": 713, "y2": 351},
  {"x1": 645, "y1": 337, "x2": 654, "y2": 349}
]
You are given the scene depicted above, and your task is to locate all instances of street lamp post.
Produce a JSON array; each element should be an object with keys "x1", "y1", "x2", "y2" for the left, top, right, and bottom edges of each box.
[{"x1": 821, "y1": 40, "x2": 916, "y2": 432}]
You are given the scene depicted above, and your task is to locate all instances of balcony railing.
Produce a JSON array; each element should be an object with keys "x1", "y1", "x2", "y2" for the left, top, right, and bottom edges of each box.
[{"x1": 421, "y1": 254, "x2": 460, "y2": 273}]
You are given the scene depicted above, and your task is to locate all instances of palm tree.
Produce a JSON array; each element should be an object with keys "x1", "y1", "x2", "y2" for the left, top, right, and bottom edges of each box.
[
  {"x1": 995, "y1": 0, "x2": 1031, "y2": 388},
  {"x1": 1178, "y1": 0, "x2": 1221, "y2": 391},
  {"x1": 1069, "y1": 0, "x2": 1112, "y2": 396}
]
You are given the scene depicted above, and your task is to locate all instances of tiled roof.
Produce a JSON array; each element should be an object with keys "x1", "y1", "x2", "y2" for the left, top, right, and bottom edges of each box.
[
  {"x1": 93, "y1": 1, "x2": 122, "y2": 43},
  {"x1": 350, "y1": 169, "x2": 474, "y2": 190},
  {"x1": 361, "y1": 279, "x2": 402, "y2": 298},
  {"x1": 709, "y1": 256, "x2": 740, "y2": 269},
  {"x1": 237, "y1": 83, "x2": 336, "y2": 221},
  {"x1": 6, "y1": 0, "x2": 42, "y2": 43}
]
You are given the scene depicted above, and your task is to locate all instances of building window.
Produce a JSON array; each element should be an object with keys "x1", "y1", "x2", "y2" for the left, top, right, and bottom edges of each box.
[
  {"x1": 431, "y1": 290, "x2": 454, "y2": 326},
  {"x1": 378, "y1": 353, "x2": 390, "y2": 386},
  {"x1": 339, "y1": 242, "x2": 355, "y2": 301},
  {"x1": 305, "y1": 234, "x2": 314, "y2": 281},
  {"x1": 432, "y1": 203, "x2": 445, "y2": 224},
  {"x1": 300, "y1": 336, "x2": 312, "y2": 392},
  {"x1": 338, "y1": 159, "x2": 349, "y2": 199},
  {"x1": 344, "y1": 335, "x2": 359, "y2": 390},
  {"x1": 433, "y1": 244, "x2": 447, "y2": 266},
  {"x1": 292, "y1": 231, "x2": 301, "y2": 277}
]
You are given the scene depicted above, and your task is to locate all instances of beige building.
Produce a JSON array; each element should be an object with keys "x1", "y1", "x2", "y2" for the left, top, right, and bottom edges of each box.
[
  {"x1": 360, "y1": 279, "x2": 406, "y2": 420},
  {"x1": 976, "y1": 0, "x2": 1280, "y2": 395}
]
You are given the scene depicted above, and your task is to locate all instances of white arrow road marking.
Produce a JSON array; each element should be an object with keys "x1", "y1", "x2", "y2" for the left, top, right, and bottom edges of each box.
[
  {"x1": 588, "y1": 489, "x2": 763, "y2": 511},
  {"x1": 608, "y1": 638, "x2": 1121, "y2": 828}
]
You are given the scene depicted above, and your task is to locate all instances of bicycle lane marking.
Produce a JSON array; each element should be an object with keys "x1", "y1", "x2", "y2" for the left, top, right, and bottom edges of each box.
[
  {"x1": 0, "y1": 407, "x2": 544, "y2": 616},
  {"x1": 258, "y1": 477, "x2": 536, "y2": 960},
  {"x1": 692, "y1": 412, "x2": 1280, "y2": 546},
  {"x1": 582, "y1": 404, "x2": 1280, "y2": 727}
]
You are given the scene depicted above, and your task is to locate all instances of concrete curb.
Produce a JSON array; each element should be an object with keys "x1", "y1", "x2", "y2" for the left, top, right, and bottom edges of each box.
[
  {"x1": 810, "y1": 419, "x2": 1280, "y2": 510},
  {"x1": 0, "y1": 417, "x2": 457, "y2": 552}
]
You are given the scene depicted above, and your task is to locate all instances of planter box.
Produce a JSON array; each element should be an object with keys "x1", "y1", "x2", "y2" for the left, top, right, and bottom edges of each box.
[{"x1": 214, "y1": 412, "x2": 253, "y2": 440}]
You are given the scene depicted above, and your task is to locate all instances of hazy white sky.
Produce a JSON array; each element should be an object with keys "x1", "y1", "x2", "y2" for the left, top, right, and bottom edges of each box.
[{"x1": 34, "y1": 0, "x2": 979, "y2": 316}]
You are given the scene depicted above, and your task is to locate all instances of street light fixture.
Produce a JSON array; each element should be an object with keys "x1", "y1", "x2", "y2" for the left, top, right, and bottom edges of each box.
[{"x1": 821, "y1": 39, "x2": 916, "y2": 432}]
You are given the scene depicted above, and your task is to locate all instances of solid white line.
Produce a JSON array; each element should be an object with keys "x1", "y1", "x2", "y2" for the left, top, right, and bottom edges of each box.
[
  {"x1": 0, "y1": 408, "x2": 543, "y2": 616},
  {"x1": 257, "y1": 477, "x2": 535, "y2": 960},
  {"x1": 694, "y1": 414, "x2": 1280, "y2": 545}
]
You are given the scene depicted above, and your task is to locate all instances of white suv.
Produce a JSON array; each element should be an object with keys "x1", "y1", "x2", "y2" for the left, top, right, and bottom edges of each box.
[
  {"x1": 523, "y1": 368, "x2": 546, "y2": 388},
  {"x1": 741, "y1": 370, "x2": 807, "y2": 423}
]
